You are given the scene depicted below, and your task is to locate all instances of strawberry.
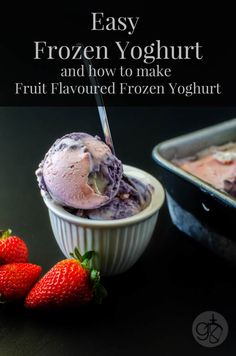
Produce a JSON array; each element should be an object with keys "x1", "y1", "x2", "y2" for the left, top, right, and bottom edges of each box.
[
  {"x1": 25, "y1": 248, "x2": 107, "y2": 309},
  {"x1": 0, "y1": 263, "x2": 42, "y2": 302},
  {"x1": 0, "y1": 229, "x2": 28, "y2": 264}
]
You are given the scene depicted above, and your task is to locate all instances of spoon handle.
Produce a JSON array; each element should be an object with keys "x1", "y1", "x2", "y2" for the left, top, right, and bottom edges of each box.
[{"x1": 78, "y1": 43, "x2": 115, "y2": 154}]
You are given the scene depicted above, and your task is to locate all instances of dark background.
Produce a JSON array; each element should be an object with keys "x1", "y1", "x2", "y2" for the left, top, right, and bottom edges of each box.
[
  {"x1": 0, "y1": 4, "x2": 236, "y2": 355},
  {"x1": 0, "y1": 106, "x2": 236, "y2": 355}
]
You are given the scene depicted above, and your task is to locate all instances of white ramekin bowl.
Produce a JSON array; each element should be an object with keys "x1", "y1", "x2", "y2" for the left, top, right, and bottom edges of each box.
[{"x1": 43, "y1": 165, "x2": 165, "y2": 276}]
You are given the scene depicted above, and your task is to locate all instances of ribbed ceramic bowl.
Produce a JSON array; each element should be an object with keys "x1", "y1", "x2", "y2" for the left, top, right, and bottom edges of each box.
[{"x1": 43, "y1": 165, "x2": 165, "y2": 275}]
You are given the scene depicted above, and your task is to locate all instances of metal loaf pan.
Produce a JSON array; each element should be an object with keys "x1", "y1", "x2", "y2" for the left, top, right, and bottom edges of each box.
[{"x1": 152, "y1": 118, "x2": 236, "y2": 262}]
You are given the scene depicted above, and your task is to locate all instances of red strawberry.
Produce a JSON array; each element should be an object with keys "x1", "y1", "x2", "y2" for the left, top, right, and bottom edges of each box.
[
  {"x1": 0, "y1": 229, "x2": 28, "y2": 264},
  {"x1": 25, "y1": 248, "x2": 107, "y2": 309},
  {"x1": 0, "y1": 263, "x2": 42, "y2": 302}
]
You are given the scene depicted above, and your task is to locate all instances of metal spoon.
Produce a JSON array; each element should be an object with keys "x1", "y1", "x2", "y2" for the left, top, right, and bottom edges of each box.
[
  {"x1": 78, "y1": 43, "x2": 138, "y2": 192},
  {"x1": 78, "y1": 43, "x2": 115, "y2": 155}
]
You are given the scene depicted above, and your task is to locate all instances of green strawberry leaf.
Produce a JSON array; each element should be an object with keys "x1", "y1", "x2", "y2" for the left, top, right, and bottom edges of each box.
[
  {"x1": 70, "y1": 247, "x2": 83, "y2": 262},
  {"x1": 74, "y1": 247, "x2": 83, "y2": 261},
  {"x1": 93, "y1": 283, "x2": 107, "y2": 304},
  {"x1": 70, "y1": 248, "x2": 96, "y2": 268},
  {"x1": 90, "y1": 268, "x2": 100, "y2": 284},
  {"x1": 0, "y1": 229, "x2": 12, "y2": 239},
  {"x1": 81, "y1": 251, "x2": 96, "y2": 268},
  {"x1": 82, "y1": 251, "x2": 95, "y2": 262},
  {"x1": 90, "y1": 269, "x2": 107, "y2": 304}
]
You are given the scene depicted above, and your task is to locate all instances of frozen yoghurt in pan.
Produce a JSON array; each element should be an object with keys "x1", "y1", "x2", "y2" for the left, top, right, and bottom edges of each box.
[
  {"x1": 36, "y1": 132, "x2": 152, "y2": 219},
  {"x1": 174, "y1": 142, "x2": 236, "y2": 198}
]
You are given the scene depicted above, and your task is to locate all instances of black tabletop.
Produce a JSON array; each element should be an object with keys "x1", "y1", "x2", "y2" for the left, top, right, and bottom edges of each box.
[{"x1": 1, "y1": 106, "x2": 236, "y2": 356}]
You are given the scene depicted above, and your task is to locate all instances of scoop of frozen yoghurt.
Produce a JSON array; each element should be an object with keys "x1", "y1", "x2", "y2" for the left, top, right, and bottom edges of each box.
[{"x1": 36, "y1": 133, "x2": 123, "y2": 209}]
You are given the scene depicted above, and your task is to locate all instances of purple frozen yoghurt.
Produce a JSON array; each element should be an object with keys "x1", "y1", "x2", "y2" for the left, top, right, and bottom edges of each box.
[
  {"x1": 36, "y1": 132, "x2": 153, "y2": 220},
  {"x1": 36, "y1": 133, "x2": 123, "y2": 209},
  {"x1": 75, "y1": 176, "x2": 153, "y2": 220}
]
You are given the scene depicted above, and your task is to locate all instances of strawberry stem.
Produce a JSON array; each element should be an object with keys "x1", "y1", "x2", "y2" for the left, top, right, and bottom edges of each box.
[
  {"x1": 69, "y1": 247, "x2": 107, "y2": 303},
  {"x1": 0, "y1": 229, "x2": 12, "y2": 239}
]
